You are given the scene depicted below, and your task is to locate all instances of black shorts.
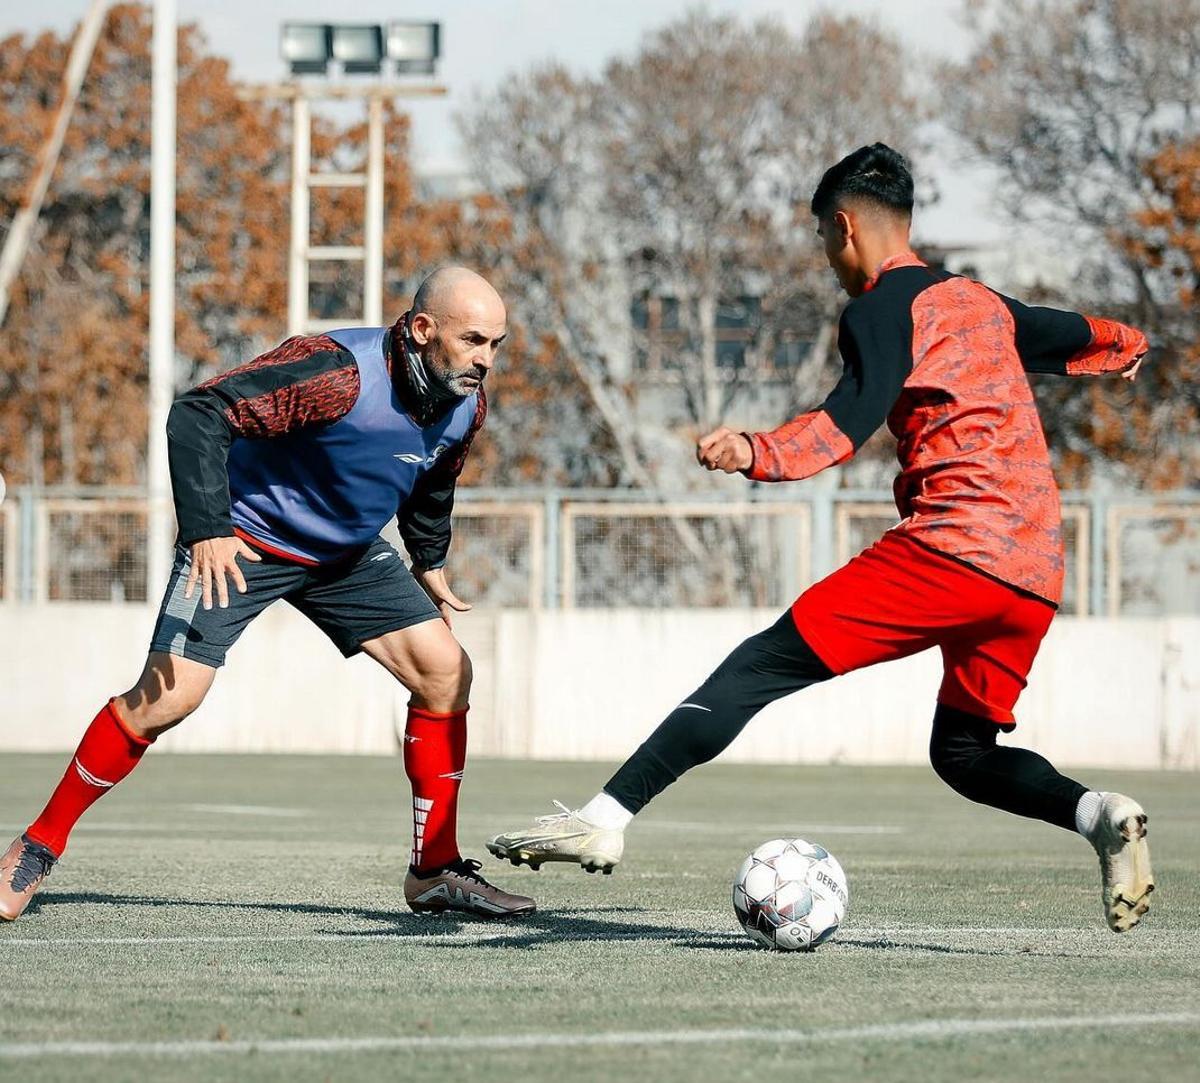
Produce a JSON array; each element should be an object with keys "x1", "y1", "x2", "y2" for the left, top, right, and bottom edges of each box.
[{"x1": 149, "y1": 536, "x2": 440, "y2": 668}]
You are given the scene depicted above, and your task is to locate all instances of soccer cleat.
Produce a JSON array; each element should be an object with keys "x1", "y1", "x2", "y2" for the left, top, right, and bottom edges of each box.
[
  {"x1": 404, "y1": 857, "x2": 535, "y2": 919},
  {"x1": 487, "y1": 801, "x2": 624, "y2": 874},
  {"x1": 0, "y1": 834, "x2": 57, "y2": 921},
  {"x1": 1085, "y1": 793, "x2": 1155, "y2": 933}
]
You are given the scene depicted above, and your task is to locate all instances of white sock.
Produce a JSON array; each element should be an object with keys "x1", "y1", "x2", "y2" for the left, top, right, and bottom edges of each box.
[
  {"x1": 579, "y1": 792, "x2": 634, "y2": 830},
  {"x1": 1074, "y1": 790, "x2": 1105, "y2": 837}
]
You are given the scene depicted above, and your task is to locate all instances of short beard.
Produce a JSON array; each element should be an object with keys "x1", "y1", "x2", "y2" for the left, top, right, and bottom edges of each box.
[{"x1": 423, "y1": 339, "x2": 484, "y2": 398}]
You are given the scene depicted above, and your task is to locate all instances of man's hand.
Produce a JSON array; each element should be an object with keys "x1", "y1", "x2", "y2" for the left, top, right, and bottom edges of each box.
[
  {"x1": 414, "y1": 566, "x2": 472, "y2": 628},
  {"x1": 696, "y1": 427, "x2": 754, "y2": 474},
  {"x1": 1121, "y1": 352, "x2": 1147, "y2": 382},
  {"x1": 185, "y1": 536, "x2": 262, "y2": 610}
]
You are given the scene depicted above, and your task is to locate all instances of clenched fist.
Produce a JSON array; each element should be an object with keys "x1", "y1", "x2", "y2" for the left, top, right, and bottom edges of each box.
[{"x1": 696, "y1": 427, "x2": 754, "y2": 474}]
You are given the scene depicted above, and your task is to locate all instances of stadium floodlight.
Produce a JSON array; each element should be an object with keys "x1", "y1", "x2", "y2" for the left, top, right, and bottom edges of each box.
[
  {"x1": 281, "y1": 23, "x2": 332, "y2": 75},
  {"x1": 331, "y1": 24, "x2": 385, "y2": 75},
  {"x1": 387, "y1": 21, "x2": 440, "y2": 74}
]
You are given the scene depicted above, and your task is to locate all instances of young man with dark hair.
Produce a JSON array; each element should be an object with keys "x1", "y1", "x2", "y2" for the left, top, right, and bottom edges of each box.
[
  {"x1": 0, "y1": 267, "x2": 535, "y2": 923},
  {"x1": 489, "y1": 144, "x2": 1155, "y2": 933}
]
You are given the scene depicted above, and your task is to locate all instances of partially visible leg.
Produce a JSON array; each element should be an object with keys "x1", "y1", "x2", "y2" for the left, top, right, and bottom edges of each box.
[
  {"x1": 361, "y1": 618, "x2": 472, "y2": 872},
  {"x1": 602, "y1": 612, "x2": 835, "y2": 814},
  {"x1": 2, "y1": 543, "x2": 286, "y2": 921},
  {"x1": 298, "y1": 539, "x2": 474, "y2": 874},
  {"x1": 310, "y1": 537, "x2": 532, "y2": 918},
  {"x1": 934, "y1": 592, "x2": 1154, "y2": 932},
  {"x1": 488, "y1": 612, "x2": 836, "y2": 873},
  {"x1": 361, "y1": 617, "x2": 533, "y2": 917},
  {"x1": 928, "y1": 704, "x2": 1086, "y2": 830},
  {"x1": 0, "y1": 653, "x2": 217, "y2": 921},
  {"x1": 26, "y1": 653, "x2": 217, "y2": 857},
  {"x1": 929, "y1": 704, "x2": 1154, "y2": 931}
]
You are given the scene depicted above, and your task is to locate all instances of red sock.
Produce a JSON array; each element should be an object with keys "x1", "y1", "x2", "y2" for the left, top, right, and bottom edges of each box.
[
  {"x1": 403, "y1": 705, "x2": 467, "y2": 873},
  {"x1": 27, "y1": 700, "x2": 152, "y2": 857}
]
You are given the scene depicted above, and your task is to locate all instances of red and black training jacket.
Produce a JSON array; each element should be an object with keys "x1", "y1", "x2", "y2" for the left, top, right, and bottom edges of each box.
[{"x1": 745, "y1": 252, "x2": 1148, "y2": 605}]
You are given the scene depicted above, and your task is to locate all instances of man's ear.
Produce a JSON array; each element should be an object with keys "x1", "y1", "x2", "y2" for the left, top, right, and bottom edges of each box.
[
  {"x1": 833, "y1": 208, "x2": 854, "y2": 245},
  {"x1": 409, "y1": 312, "x2": 437, "y2": 346}
]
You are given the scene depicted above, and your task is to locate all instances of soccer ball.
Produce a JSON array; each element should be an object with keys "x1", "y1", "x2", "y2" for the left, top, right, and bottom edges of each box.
[{"x1": 732, "y1": 838, "x2": 848, "y2": 951}]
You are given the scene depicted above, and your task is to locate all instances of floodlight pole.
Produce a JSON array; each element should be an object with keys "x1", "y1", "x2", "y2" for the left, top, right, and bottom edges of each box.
[
  {"x1": 364, "y1": 96, "x2": 385, "y2": 327},
  {"x1": 288, "y1": 96, "x2": 312, "y2": 336},
  {"x1": 237, "y1": 83, "x2": 446, "y2": 336},
  {"x1": 147, "y1": 0, "x2": 177, "y2": 599}
]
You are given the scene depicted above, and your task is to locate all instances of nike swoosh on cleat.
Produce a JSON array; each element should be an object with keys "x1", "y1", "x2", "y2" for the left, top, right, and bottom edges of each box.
[
  {"x1": 677, "y1": 703, "x2": 712, "y2": 712},
  {"x1": 501, "y1": 831, "x2": 589, "y2": 846}
]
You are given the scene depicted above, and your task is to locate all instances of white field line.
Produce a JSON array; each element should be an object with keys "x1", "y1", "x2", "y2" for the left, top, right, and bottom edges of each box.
[
  {"x1": 184, "y1": 804, "x2": 308, "y2": 817},
  {"x1": 1, "y1": 1013, "x2": 1197, "y2": 1059}
]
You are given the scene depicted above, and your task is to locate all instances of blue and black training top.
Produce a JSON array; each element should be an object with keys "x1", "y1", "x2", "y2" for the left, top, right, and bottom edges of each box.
[{"x1": 165, "y1": 315, "x2": 486, "y2": 568}]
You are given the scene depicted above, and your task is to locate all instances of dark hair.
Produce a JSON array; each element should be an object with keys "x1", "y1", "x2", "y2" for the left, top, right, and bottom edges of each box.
[{"x1": 810, "y1": 143, "x2": 914, "y2": 219}]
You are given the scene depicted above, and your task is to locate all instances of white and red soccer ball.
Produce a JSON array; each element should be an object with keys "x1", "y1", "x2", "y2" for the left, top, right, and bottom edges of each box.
[{"x1": 733, "y1": 838, "x2": 848, "y2": 951}]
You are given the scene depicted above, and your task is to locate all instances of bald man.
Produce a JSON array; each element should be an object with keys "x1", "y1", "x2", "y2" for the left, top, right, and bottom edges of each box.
[{"x1": 0, "y1": 268, "x2": 536, "y2": 923}]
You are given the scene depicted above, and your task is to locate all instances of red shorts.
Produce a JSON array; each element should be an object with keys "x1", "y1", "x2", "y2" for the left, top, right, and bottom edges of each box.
[{"x1": 791, "y1": 532, "x2": 1055, "y2": 726}]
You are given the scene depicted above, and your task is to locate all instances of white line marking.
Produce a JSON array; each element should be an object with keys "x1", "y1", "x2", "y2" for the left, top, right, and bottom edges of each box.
[
  {"x1": 183, "y1": 804, "x2": 307, "y2": 818},
  {"x1": 677, "y1": 702, "x2": 712, "y2": 712},
  {"x1": 1, "y1": 1013, "x2": 1196, "y2": 1059}
]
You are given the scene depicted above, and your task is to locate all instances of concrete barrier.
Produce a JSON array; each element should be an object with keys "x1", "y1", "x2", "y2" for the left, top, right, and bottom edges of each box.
[{"x1": 1, "y1": 605, "x2": 1195, "y2": 769}]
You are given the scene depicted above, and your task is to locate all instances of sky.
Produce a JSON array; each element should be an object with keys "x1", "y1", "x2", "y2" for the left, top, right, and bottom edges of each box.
[{"x1": 0, "y1": 1, "x2": 1010, "y2": 248}]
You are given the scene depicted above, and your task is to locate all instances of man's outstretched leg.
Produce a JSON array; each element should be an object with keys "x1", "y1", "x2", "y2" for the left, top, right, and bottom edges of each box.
[
  {"x1": 929, "y1": 705, "x2": 1154, "y2": 932},
  {"x1": 487, "y1": 612, "x2": 834, "y2": 873},
  {"x1": 0, "y1": 653, "x2": 216, "y2": 920}
]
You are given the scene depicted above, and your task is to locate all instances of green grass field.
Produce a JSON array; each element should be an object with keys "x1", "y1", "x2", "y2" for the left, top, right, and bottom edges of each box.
[{"x1": 1, "y1": 754, "x2": 1197, "y2": 1082}]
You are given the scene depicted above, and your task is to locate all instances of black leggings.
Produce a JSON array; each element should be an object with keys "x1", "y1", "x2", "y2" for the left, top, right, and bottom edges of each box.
[
  {"x1": 603, "y1": 613, "x2": 1086, "y2": 831},
  {"x1": 929, "y1": 704, "x2": 1086, "y2": 831}
]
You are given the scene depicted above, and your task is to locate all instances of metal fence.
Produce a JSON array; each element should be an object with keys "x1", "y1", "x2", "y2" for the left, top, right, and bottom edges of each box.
[{"x1": 2, "y1": 487, "x2": 1198, "y2": 615}]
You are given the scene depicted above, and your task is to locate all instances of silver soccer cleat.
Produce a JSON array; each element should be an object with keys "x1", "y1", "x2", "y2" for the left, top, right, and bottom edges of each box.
[
  {"x1": 1084, "y1": 792, "x2": 1154, "y2": 933},
  {"x1": 487, "y1": 801, "x2": 625, "y2": 874}
]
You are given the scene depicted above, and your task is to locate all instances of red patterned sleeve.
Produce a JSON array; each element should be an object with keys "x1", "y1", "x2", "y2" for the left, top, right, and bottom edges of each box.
[
  {"x1": 745, "y1": 411, "x2": 854, "y2": 482},
  {"x1": 1000, "y1": 293, "x2": 1148, "y2": 377},
  {"x1": 1065, "y1": 316, "x2": 1149, "y2": 376},
  {"x1": 194, "y1": 335, "x2": 360, "y2": 436},
  {"x1": 166, "y1": 335, "x2": 360, "y2": 546}
]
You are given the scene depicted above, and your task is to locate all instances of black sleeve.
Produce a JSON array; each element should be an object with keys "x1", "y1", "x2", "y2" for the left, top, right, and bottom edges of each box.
[
  {"x1": 396, "y1": 468, "x2": 458, "y2": 571},
  {"x1": 824, "y1": 296, "x2": 914, "y2": 449},
  {"x1": 396, "y1": 390, "x2": 488, "y2": 570},
  {"x1": 994, "y1": 293, "x2": 1092, "y2": 375},
  {"x1": 167, "y1": 398, "x2": 239, "y2": 546},
  {"x1": 166, "y1": 338, "x2": 358, "y2": 546}
]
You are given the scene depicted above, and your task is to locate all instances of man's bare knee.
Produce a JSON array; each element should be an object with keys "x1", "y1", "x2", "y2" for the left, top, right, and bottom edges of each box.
[
  {"x1": 408, "y1": 647, "x2": 472, "y2": 712},
  {"x1": 116, "y1": 654, "x2": 216, "y2": 739}
]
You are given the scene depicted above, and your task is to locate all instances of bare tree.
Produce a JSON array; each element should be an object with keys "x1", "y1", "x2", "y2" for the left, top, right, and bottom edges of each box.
[
  {"x1": 457, "y1": 10, "x2": 927, "y2": 495},
  {"x1": 945, "y1": 0, "x2": 1200, "y2": 487}
]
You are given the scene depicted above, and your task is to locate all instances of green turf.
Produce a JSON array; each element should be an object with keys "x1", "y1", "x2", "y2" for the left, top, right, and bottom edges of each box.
[{"x1": 0, "y1": 754, "x2": 1197, "y2": 1083}]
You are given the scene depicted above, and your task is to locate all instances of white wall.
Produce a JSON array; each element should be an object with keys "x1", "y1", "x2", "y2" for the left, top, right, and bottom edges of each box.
[{"x1": 1, "y1": 605, "x2": 1196, "y2": 770}]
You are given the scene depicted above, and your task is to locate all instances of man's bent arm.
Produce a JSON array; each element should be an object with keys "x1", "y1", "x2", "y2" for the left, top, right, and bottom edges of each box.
[
  {"x1": 167, "y1": 335, "x2": 359, "y2": 546},
  {"x1": 746, "y1": 303, "x2": 912, "y2": 483},
  {"x1": 999, "y1": 295, "x2": 1148, "y2": 377},
  {"x1": 397, "y1": 390, "x2": 488, "y2": 569}
]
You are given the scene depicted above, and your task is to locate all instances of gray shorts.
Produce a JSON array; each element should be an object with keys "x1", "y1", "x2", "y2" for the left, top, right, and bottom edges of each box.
[{"x1": 149, "y1": 536, "x2": 440, "y2": 668}]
